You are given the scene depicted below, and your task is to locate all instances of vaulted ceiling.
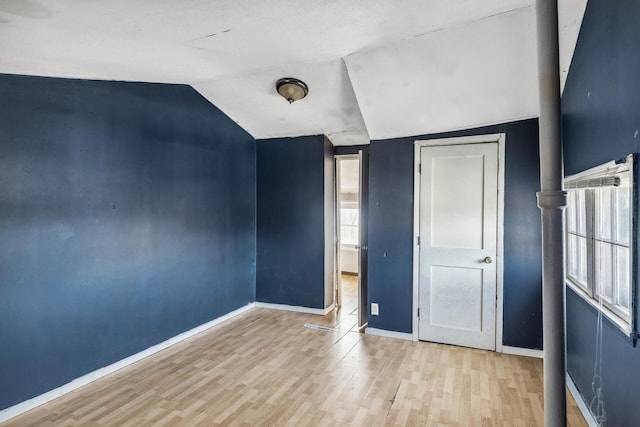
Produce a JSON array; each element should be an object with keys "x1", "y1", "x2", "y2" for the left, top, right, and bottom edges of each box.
[{"x1": 0, "y1": 0, "x2": 587, "y2": 145}]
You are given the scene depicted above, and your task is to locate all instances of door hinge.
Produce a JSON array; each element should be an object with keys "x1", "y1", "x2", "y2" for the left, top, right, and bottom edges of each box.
[
  {"x1": 418, "y1": 163, "x2": 422, "y2": 174},
  {"x1": 417, "y1": 307, "x2": 420, "y2": 318},
  {"x1": 416, "y1": 236, "x2": 420, "y2": 246}
]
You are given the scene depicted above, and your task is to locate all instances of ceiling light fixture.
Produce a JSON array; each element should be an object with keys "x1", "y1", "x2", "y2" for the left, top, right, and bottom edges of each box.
[{"x1": 276, "y1": 77, "x2": 308, "y2": 103}]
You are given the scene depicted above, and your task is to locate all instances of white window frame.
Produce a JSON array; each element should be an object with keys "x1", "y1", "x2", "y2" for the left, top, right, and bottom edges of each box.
[
  {"x1": 564, "y1": 154, "x2": 636, "y2": 336},
  {"x1": 339, "y1": 204, "x2": 359, "y2": 248}
]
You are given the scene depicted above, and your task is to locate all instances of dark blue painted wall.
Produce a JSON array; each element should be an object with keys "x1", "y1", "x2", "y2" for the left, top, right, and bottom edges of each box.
[
  {"x1": 566, "y1": 289, "x2": 640, "y2": 426},
  {"x1": 368, "y1": 119, "x2": 543, "y2": 349},
  {"x1": 334, "y1": 145, "x2": 369, "y2": 156},
  {"x1": 0, "y1": 74, "x2": 256, "y2": 410},
  {"x1": 562, "y1": 1, "x2": 640, "y2": 425},
  {"x1": 367, "y1": 138, "x2": 414, "y2": 333},
  {"x1": 256, "y1": 135, "x2": 329, "y2": 309},
  {"x1": 563, "y1": 0, "x2": 640, "y2": 176}
]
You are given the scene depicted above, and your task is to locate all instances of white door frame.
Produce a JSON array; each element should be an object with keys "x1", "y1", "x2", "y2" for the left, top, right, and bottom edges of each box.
[
  {"x1": 412, "y1": 133, "x2": 505, "y2": 352},
  {"x1": 334, "y1": 154, "x2": 360, "y2": 308}
]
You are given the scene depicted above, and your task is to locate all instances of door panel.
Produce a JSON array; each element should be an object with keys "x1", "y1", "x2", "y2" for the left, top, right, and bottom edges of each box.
[
  {"x1": 430, "y1": 265, "x2": 483, "y2": 331},
  {"x1": 418, "y1": 142, "x2": 498, "y2": 350},
  {"x1": 430, "y1": 155, "x2": 485, "y2": 249}
]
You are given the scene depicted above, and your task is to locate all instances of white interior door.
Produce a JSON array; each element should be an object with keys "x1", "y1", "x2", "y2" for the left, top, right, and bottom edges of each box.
[{"x1": 417, "y1": 142, "x2": 498, "y2": 350}]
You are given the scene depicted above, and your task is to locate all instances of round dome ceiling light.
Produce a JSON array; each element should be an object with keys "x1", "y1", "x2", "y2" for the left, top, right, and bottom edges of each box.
[{"x1": 276, "y1": 77, "x2": 309, "y2": 103}]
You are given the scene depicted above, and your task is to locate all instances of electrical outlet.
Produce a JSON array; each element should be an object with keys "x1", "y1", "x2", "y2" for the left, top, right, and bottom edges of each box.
[{"x1": 371, "y1": 303, "x2": 379, "y2": 316}]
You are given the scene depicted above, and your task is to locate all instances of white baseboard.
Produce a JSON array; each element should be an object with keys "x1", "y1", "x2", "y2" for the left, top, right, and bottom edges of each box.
[
  {"x1": 502, "y1": 345, "x2": 543, "y2": 359},
  {"x1": 365, "y1": 327, "x2": 414, "y2": 341},
  {"x1": 0, "y1": 302, "x2": 256, "y2": 423},
  {"x1": 255, "y1": 301, "x2": 335, "y2": 315},
  {"x1": 567, "y1": 373, "x2": 598, "y2": 427}
]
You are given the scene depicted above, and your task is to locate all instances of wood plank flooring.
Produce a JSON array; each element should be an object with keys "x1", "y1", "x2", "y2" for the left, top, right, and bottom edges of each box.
[
  {"x1": 336, "y1": 273, "x2": 359, "y2": 325},
  {"x1": 4, "y1": 276, "x2": 587, "y2": 426}
]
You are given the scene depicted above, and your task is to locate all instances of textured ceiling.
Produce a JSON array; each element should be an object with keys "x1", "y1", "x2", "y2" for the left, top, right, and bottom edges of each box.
[
  {"x1": 345, "y1": 7, "x2": 539, "y2": 140},
  {"x1": 0, "y1": 0, "x2": 586, "y2": 144}
]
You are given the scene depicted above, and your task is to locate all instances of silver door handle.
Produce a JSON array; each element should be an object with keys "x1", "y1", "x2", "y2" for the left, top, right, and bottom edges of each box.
[{"x1": 483, "y1": 256, "x2": 493, "y2": 264}]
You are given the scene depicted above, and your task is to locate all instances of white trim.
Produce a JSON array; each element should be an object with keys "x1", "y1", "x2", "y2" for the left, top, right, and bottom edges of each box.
[
  {"x1": 255, "y1": 302, "x2": 335, "y2": 315},
  {"x1": 0, "y1": 303, "x2": 256, "y2": 423},
  {"x1": 412, "y1": 134, "x2": 506, "y2": 351},
  {"x1": 334, "y1": 153, "x2": 360, "y2": 309},
  {"x1": 412, "y1": 141, "x2": 421, "y2": 342},
  {"x1": 365, "y1": 327, "x2": 414, "y2": 341},
  {"x1": 567, "y1": 373, "x2": 599, "y2": 427},
  {"x1": 414, "y1": 133, "x2": 506, "y2": 147},
  {"x1": 334, "y1": 154, "x2": 359, "y2": 160},
  {"x1": 501, "y1": 345, "x2": 543, "y2": 359},
  {"x1": 496, "y1": 134, "x2": 506, "y2": 353}
]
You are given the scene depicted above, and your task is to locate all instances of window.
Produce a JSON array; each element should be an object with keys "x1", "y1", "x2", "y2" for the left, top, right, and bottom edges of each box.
[
  {"x1": 340, "y1": 207, "x2": 359, "y2": 246},
  {"x1": 565, "y1": 155, "x2": 635, "y2": 334}
]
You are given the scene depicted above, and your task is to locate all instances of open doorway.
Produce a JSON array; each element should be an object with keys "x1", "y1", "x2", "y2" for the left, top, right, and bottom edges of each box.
[{"x1": 335, "y1": 152, "x2": 368, "y2": 330}]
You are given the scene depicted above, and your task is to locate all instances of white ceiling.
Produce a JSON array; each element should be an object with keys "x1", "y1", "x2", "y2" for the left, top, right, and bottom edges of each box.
[
  {"x1": 558, "y1": 0, "x2": 588, "y2": 92},
  {"x1": 346, "y1": 7, "x2": 539, "y2": 140},
  {"x1": 0, "y1": 0, "x2": 587, "y2": 145}
]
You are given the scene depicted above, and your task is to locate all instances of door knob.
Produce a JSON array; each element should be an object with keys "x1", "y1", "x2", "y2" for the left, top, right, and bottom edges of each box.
[{"x1": 483, "y1": 256, "x2": 493, "y2": 264}]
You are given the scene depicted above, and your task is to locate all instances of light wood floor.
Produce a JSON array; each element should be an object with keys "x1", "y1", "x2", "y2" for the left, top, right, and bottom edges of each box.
[
  {"x1": 338, "y1": 273, "x2": 359, "y2": 322},
  {"x1": 4, "y1": 276, "x2": 587, "y2": 426}
]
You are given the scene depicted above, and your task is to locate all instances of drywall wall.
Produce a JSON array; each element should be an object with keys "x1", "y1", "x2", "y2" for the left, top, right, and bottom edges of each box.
[
  {"x1": 562, "y1": 0, "x2": 640, "y2": 425},
  {"x1": 0, "y1": 74, "x2": 256, "y2": 410},
  {"x1": 256, "y1": 135, "x2": 331, "y2": 309},
  {"x1": 368, "y1": 119, "x2": 543, "y2": 349},
  {"x1": 340, "y1": 247, "x2": 358, "y2": 274}
]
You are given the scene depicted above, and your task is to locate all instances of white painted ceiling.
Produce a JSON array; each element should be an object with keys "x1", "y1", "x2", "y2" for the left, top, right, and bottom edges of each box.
[
  {"x1": 558, "y1": 0, "x2": 588, "y2": 93},
  {"x1": 0, "y1": 0, "x2": 587, "y2": 145}
]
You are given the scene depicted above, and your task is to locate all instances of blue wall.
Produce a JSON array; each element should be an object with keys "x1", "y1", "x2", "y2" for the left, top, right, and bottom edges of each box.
[
  {"x1": 563, "y1": 0, "x2": 640, "y2": 176},
  {"x1": 0, "y1": 74, "x2": 256, "y2": 410},
  {"x1": 334, "y1": 145, "x2": 369, "y2": 156},
  {"x1": 368, "y1": 119, "x2": 543, "y2": 349},
  {"x1": 256, "y1": 135, "x2": 330, "y2": 309},
  {"x1": 562, "y1": 1, "x2": 640, "y2": 425}
]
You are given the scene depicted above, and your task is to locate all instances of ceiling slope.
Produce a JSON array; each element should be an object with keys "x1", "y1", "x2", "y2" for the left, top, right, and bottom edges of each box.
[
  {"x1": 344, "y1": 7, "x2": 539, "y2": 140},
  {"x1": 192, "y1": 60, "x2": 370, "y2": 146},
  {"x1": 558, "y1": 0, "x2": 588, "y2": 92},
  {"x1": 0, "y1": 0, "x2": 585, "y2": 144}
]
